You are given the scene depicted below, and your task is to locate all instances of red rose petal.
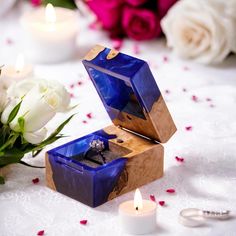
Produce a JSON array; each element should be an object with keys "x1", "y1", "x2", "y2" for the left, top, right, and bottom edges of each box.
[
  {"x1": 149, "y1": 194, "x2": 156, "y2": 202},
  {"x1": 159, "y1": 201, "x2": 165, "y2": 206},
  {"x1": 6, "y1": 38, "x2": 13, "y2": 45},
  {"x1": 112, "y1": 39, "x2": 123, "y2": 51},
  {"x1": 86, "y1": 113, "x2": 93, "y2": 119},
  {"x1": 82, "y1": 120, "x2": 87, "y2": 124},
  {"x1": 37, "y1": 230, "x2": 44, "y2": 236},
  {"x1": 32, "y1": 178, "x2": 39, "y2": 184},
  {"x1": 185, "y1": 126, "x2": 192, "y2": 131},
  {"x1": 70, "y1": 84, "x2": 75, "y2": 89},
  {"x1": 175, "y1": 156, "x2": 184, "y2": 162},
  {"x1": 166, "y1": 189, "x2": 175, "y2": 193},
  {"x1": 182, "y1": 88, "x2": 187, "y2": 92},
  {"x1": 70, "y1": 93, "x2": 74, "y2": 98},
  {"x1": 80, "y1": 220, "x2": 88, "y2": 225},
  {"x1": 77, "y1": 81, "x2": 83, "y2": 86},
  {"x1": 133, "y1": 44, "x2": 140, "y2": 55},
  {"x1": 163, "y1": 56, "x2": 169, "y2": 63},
  {"x1": 164, "y1": 89, "x2": 170, "y2": 94},
  {"x1": 191, "y1": 95, "x2": 198, "y2": 102},
  {"x1": 183, "y1": 66, "x2": 190, "y2": 71}
]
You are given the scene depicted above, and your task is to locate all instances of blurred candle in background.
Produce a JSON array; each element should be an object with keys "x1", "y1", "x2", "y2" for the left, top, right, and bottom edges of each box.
[
  {"x1": 21, "y1": 4, "x2": 78, "y2": 63},
  {"x1": 0, "y1": 53, "x2": 33, "y2": 89}
]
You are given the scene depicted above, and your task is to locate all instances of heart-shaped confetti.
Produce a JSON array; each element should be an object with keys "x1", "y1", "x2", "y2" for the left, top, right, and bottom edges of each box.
[
  {"x1": 149, "y1": 194, "x2": 156, "y2": 202},
  {"x1": 175, "y1": 156, "x2": 184, "y2": 162},
  {"x1": 159, "y1": 201, "x2": 165, "y2": 206},
  {"x1": 32, "y1": 178, "x2": 39, "y2": 184},
  {"x1": 185, "y1": 126, "x2": 192, "y2": 131},
  {"x1": 80, "y1": 220, "x2": 88, "y2": 225},
  {"x1": 166, "y1": 189, "x2": 175, "y2": 194},
  {"x1": 37, "y1": 230, "x2": 44, "y2": 236}
]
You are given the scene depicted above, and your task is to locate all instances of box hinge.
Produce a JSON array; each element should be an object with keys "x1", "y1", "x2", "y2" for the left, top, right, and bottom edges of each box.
[{"x1": 117, "y1": 126, "x2": 160, "y2": 144}]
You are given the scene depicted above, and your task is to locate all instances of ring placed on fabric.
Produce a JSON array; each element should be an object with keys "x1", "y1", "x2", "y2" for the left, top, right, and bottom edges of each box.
[{"x1": 179, "y1": 208, "x2": 230, "y2": 227}]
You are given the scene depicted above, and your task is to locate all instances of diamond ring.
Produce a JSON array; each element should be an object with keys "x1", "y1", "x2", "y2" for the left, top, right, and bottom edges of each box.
[{"x1": 84, "y1": 139, "x2": 106, "y2": 164}]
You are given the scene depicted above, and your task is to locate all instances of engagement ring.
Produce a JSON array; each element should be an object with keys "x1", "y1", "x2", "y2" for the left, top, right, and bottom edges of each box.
[{"x1": 84, "y1": 139, "x2": 106, "y2": 164}]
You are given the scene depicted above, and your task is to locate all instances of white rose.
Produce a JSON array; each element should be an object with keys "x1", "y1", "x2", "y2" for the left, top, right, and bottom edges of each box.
[
  {"x1": 161, "y1": 0, "x2": 236, "y2": 64},
  {"x1": 1, "y1": 86, "x2": 55, "y2": 144},
  {"x1": 2, "y1": 78, "x2": 70, "y2": 144},
  {"x1": 7, "y1": 78, "x2": 70, "y2": 112}
]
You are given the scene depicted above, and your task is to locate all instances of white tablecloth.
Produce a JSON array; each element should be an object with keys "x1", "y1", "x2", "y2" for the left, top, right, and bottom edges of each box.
[{"x1": 1, "y1": 3, "x2": 236, "y2": 236}]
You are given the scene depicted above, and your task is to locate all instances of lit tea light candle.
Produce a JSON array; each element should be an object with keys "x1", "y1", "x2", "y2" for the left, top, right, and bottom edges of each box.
[
  {"x1": 20, "y1": 4, "x2": 78, "y2": 63},
  {"x1": 119, "y1": 189, "x2": 157, "y2": 235},
  {"x1": 0, "y1": 54, "x2": 33, "y2": 89}
]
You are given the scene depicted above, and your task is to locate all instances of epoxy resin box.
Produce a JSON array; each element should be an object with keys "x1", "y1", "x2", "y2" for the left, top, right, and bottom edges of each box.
[{"x1": 46, "y1": 45, "x2": 176, "y2": 207}]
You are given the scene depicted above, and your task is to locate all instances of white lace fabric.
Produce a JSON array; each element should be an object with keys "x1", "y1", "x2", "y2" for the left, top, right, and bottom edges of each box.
[{"x1": 0, "y1": 3, "x2": 236, "y2": 236}]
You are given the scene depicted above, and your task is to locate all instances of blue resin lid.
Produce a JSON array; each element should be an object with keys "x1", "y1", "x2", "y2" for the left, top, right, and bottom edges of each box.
[{"x1": 82, "y1": 45, "x2": 176, "y2": 143}]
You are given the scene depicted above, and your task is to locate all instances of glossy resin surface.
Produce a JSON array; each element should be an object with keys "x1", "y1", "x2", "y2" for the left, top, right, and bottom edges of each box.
[
  {"x1": 47, "y1": 130, "x2": 127, "y2": 207},
  {"x1": 83, "y1": 46, "x2": 176, "y2": 142}
]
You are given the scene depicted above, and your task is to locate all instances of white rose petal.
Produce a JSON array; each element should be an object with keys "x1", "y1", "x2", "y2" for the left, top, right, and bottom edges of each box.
[
  {"x1": 10, "y1": 86, "x2": 56, "y2": 132},
  {"x1": 7, "y1": 78, "x2": 71, "y2": 112},
  {"x1": 23, "y1": 128, "x2": 47, "y2": 144},
  {"x1": 0, "y1": 87, "x2": 7, "y2": 113},
  {"x1": 1, "y1": 99, "x2": 20, "y2": 124},
  {"x1": 161, "y1": 0, "x2": 236, "y2": 64},
  {"x1": 7, "y1": 79, "x2": 37, "y2": 98}
]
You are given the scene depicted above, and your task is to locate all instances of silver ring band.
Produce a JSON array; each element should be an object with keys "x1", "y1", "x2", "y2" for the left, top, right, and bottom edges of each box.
[{"x1": 179, "y1": 208, "x2": 230, "y2": 227}]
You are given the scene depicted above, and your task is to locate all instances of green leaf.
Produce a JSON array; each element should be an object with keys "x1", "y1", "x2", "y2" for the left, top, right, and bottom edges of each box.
[
  {"x1": 0, "y1": 125, "x2": 11, "y2": 145},
  {"x1": 0, "y1": 176, "x2": 5, "y2": 184},
  {"x1": 7, "y1": 101, "x2": 22, "y2": 124},
  {"x1": 0, "y1": 133, "x2": 19, "y2": 152},
  {"x1": 18, "y1": 117, "x2": 25, "y2": 133},
  {"x1": 42, "y1": 0, "x2": 77, "y2": 9},
  {"x1": 0, "y1": 148, "x2": 24, "y2": 166}
]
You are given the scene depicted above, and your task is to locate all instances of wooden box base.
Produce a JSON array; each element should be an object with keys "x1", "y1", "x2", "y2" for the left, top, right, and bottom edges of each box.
[
  {"x1": 104, "y1": 125, "x2": 164, "y2": 200},
  {"x1": 45, "y1": 125, "x2": 164, "y2": 207}
]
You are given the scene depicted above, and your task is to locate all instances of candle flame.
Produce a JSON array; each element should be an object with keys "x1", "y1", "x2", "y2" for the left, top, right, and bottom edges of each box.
[
  {"x1": 15, "y1": 54, "x2": 24, "y2": 73},
  {"x1": 45, "y1": 3, "x2": 56, "y2": 24},
  {"x1": 134, "y1": 189, "x2": 143, "y2": 211}
]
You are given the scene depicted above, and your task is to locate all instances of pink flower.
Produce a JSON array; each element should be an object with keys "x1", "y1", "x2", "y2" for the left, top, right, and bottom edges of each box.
[
  {"x1": 87, "y1": 0, "x2": 123, "y2": 30},
  {"x1": 158, "y1": 0, "x2": 178, "y2": 19},
  {"x1": 122, "y1": 7, "x2": 161, "y2": 40},
  {"x1": 31, "y1": 0, "x2": 42, "y2": 7},
  {"x1": 126, "y1": 0, "x2": 147, "y2": 6}
]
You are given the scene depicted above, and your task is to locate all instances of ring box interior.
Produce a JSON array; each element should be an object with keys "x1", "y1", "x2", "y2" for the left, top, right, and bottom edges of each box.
[{"x1": 46, "y1": 45, "x2": 177, "y2": 207}]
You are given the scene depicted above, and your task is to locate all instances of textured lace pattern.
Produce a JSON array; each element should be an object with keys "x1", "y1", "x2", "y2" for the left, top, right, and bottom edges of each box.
[{"x1": 0, "y1": 3, "x2": 236, "y2": 236}]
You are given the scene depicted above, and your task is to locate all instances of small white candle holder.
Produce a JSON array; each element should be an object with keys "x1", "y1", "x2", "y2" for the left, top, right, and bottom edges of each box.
[{"x1": 119, "y1": 189, "x2": 157, "y2": 235}]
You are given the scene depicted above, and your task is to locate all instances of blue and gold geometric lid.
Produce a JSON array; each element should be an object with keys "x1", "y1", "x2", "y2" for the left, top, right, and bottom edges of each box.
[{"x1": 82, "y1": 45, "x2": 176, "y2": 143}]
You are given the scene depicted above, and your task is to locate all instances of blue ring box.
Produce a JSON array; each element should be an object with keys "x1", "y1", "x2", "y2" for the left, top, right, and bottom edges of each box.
[{"x1": 46, "y1": 45, "x2": 176, "y2": 207}]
